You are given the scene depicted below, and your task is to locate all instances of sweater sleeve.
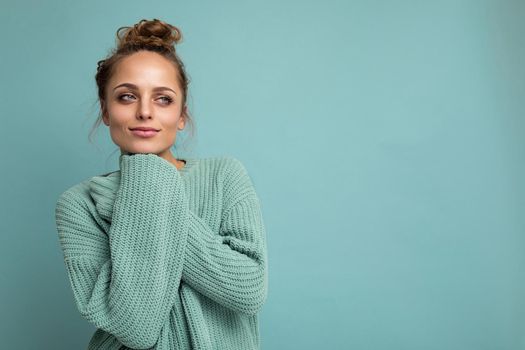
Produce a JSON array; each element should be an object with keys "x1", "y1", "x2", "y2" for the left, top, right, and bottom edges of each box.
[
  {"x1": 181, "y1": 158, "x2": 268, "y2": 316},
  {"x1": 55, "y1": 154, "x2": 188, "y2": 349}
]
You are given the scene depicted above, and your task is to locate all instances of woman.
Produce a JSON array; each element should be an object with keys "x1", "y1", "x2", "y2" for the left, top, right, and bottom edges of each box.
[{"x1": 55, "y1": 18, "x2": 268, "y2": 350}]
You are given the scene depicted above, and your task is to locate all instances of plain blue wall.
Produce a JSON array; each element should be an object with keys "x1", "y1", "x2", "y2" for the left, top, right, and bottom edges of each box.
[{"x1": 1, "y1": 0, "x2": 524, "y2": 349}]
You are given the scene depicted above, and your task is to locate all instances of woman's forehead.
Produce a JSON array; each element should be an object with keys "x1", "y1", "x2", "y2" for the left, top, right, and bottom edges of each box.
[{"x1": 111, "y1": 53, "x2": 180, "y2": 90}]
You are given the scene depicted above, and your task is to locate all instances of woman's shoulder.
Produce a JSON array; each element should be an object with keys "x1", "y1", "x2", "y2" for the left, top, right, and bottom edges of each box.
[
  {"x1": 198, "y1": 156, "x2": 257, "y2": 200},
  {"x1": 58, "y1": 170, "x2": 117, "y2": 195},
  {"x1": 194, "y1": 156, "x2": 253, "y2": 185},
  {"x1": 54, "y1": 178, "x2": 95, "y2": 217}
]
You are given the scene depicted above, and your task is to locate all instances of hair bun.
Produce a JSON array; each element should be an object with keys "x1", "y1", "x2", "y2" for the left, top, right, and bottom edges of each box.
[{"x1": 116, "y1": 18, "x2": 182, "y2": 52}]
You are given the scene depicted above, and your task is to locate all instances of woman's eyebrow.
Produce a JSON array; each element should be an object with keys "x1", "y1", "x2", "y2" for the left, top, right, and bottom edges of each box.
[{"x1": 113, "y1": 83, "x2": 177, "y2": 94}]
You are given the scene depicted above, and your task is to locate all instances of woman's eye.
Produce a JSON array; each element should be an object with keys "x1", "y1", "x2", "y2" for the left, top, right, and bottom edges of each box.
[
  {"x1": 118, "y1": 93, "x2": 135, "y2": 102},
  {"x1": 158, "y1": 96, "x2": 173, "y2": 105}
]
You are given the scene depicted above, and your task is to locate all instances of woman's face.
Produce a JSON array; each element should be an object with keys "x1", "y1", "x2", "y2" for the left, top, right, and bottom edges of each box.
[{"x1": 102, "y1": 50, "x2": 186, "y2": 162}]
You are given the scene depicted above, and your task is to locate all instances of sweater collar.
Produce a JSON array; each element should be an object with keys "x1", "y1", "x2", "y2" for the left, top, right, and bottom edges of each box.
[{"x1": 118, "y1": 154, "x2": 198, "y2": 175}]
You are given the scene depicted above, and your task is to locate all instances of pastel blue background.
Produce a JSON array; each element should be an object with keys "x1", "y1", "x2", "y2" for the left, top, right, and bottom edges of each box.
[{"x1": 1, "y1": 0, "x2": 524, "y2": 349}]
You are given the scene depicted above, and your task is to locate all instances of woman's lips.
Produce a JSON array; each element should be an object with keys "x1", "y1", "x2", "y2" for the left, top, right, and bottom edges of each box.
[{"x1": 130, "y1": 129, "x2": 159, "y2": 138}]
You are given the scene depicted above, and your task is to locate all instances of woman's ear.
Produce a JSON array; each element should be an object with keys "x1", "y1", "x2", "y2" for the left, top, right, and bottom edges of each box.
[
  {"x1": 178, "y1": 106, "x2": 187, "y2": 130},
  {"x1": 101, "y1": 101, "x2": 109, "y2": 126}
]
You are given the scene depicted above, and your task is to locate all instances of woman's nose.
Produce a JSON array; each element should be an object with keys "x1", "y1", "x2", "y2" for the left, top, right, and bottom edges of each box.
[{"x1": 137, "y1": 99, "x2": 152, "y2": 119}]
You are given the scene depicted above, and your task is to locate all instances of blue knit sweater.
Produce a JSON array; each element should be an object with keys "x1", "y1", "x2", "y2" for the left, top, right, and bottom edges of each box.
[{"x1": 54, "y1": 153, "x2": 268, "y2": 349}]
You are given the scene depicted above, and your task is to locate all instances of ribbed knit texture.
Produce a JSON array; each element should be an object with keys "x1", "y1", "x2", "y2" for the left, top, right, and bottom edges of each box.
[{"x1": 54, "y1": 153, "x2": 268, "y2": 350}]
